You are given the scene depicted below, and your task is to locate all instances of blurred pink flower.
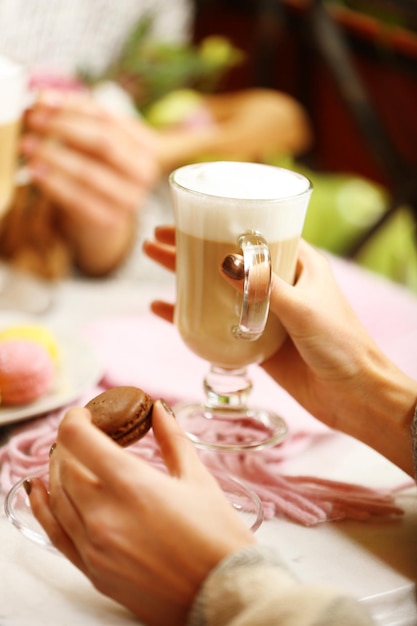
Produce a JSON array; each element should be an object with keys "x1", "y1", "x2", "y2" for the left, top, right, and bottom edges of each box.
[{"x1": 29, "y1": 72, "x2": 87, "y2": 93}]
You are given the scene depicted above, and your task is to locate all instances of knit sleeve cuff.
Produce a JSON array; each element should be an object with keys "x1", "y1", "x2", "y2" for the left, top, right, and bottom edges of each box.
[{"x1": 186, "y1": 544, "x2": 288, "y2": 626}]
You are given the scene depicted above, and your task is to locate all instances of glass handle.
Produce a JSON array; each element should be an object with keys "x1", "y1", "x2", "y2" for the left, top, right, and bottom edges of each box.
[{"x1": 234, "y1": 232, "x2": 271, "y2": 341}]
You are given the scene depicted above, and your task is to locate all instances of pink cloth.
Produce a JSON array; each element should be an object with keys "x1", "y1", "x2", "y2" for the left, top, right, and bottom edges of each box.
[
  {"x1": 1, "y1": 300, "x2": 415, "y2": 526},
  {"x1": 29, "y1": 73, "x2": 86, "y2": 92},
  {"x1": 0, "y1": 405, "x2": 407, "y2": 526}
]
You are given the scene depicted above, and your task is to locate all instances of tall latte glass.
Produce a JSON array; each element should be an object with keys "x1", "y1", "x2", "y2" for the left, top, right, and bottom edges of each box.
[
  {"x1": 0, "y1": 56, "x2": 26, "y2": 217},
  {"x1": 170, "y1": 161, "x2": 312, "y2": 451}
]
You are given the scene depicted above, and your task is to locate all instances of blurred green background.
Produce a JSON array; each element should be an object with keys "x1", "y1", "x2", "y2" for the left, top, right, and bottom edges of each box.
[{"x1": 270, "y1": 156, "x2": 417, "y2": 292}]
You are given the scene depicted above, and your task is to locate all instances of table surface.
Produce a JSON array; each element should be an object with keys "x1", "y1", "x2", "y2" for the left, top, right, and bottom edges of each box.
[{"x1": 0, "y1": 249, "x2": 417, "y2": 626}]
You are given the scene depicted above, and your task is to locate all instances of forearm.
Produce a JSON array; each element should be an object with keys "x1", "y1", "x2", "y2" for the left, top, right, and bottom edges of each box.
[
  {"x1": 187, "y1": 545, "x2": 374, "y2": 626},
  {"x1": 203, "y1": 89, "x2": 313, "y2": 159},
  {"x1": 334, "y1": 345, "x2": 417, "y2": 477},
  {"x1": 155, "y1": 89, "x2": 313, "y2": 173}
]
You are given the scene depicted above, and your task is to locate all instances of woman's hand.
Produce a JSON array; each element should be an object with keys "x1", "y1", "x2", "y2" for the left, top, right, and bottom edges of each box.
[
  {"x1": 143, "y1": 230, "x2": 417, "y2": 475},
  {"x1": 20, "y1": 90, "x2": 161, "y2": 275},
  {"x1": 28, "y1": 400, "x2": 255, "y2": 626},
  {"x1": 252, "y1": 241, "x2": 416, "y2": 474}
]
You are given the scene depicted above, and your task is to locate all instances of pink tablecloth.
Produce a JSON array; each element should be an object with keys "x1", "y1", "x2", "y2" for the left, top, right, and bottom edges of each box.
[{"x1": 330, "y1": 256, "x2": 417, "y2": 380}]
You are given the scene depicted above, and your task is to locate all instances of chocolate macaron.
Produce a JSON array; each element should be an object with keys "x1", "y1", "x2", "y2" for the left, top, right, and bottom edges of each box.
[{"x1": 85, "y1": 386, "x2": 153, "y2": 447}]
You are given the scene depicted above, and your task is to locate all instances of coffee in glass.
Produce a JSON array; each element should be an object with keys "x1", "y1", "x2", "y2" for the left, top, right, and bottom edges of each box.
[{"x1": 170, "y1": 161, "x2": 312, "y2": 451}]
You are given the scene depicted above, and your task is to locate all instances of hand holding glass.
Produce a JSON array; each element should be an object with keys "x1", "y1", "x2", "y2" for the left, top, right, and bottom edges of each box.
[{"x1": 170, "y1": 161, "x2": 312, "y2": 451}]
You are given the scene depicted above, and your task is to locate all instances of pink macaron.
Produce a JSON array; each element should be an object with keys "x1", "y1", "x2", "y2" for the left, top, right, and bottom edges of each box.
[{"x1": 0, "y1": 339, "x2": 55, "y2": 406}]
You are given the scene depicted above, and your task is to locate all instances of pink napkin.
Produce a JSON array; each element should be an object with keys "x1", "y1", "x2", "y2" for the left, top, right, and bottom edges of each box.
[
  {"x1": 1, "y1": 311, "x2": 413, "y2": 526},
  {"x1": 0, "y1": 397, "x2": 407, "y2": 526}
]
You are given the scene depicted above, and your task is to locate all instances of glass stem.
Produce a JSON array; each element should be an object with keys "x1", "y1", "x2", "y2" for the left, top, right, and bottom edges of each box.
[{"x1": 203, "y1": 365, "x2": 253, "y2": 409}]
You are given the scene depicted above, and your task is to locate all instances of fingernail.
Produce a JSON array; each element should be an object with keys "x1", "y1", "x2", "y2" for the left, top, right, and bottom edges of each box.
[
  {"x1": 30, "y1": 160, "x2": 49, "y2": 181},
  {"x1": 23, "y1": 479, "x2": 32, "y2": 496},
  {"x1": 222, "y1": 254, "x2": 245, "y2": 280},
  {"x1": 159, "y1": 398, "x2": 176, "y2": 418},
  {"x1": 49, "y1": 442, "x2": 57, "y2": 457},
  {"x1": 27, "y1": 110, "x2": 49, "y2": 129},
  {"x1": 20, "y1": 135, "x2": 40, "y2": 156}
]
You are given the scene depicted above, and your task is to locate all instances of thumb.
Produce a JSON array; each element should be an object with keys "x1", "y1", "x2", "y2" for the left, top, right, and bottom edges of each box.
[
  {"x1": 219, "y1": 250, "x2": 303, "y2": 330},
  {"x1": 151, "y1": 400, "x2": 204, "y2": 479}
]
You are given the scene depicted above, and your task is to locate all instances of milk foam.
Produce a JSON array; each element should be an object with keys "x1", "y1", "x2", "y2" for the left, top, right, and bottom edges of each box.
[
  {"x1": 174, "y1": 161, "x2": 310, "y2": 199},
  {"x1": 170, "y1": 162, "x2": 312, "y2": 241},
  {"x1": 0, "y1": 56, "x2": 26, "y2": 124}
]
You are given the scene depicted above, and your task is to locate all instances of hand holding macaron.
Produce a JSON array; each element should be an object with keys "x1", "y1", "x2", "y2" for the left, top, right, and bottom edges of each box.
[{"x1": 26, "y1": 390, "x2": 255, "y2": 626}]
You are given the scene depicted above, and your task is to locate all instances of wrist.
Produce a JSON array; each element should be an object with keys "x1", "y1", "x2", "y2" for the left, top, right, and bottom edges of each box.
[{"x1": 343, "y1": 346, "x2": 417, "y2": 476}]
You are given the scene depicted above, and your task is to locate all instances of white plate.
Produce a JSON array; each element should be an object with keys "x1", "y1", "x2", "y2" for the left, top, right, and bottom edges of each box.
[{"x1": 0, "y1": 329, "x2": 104, "y2": 426}]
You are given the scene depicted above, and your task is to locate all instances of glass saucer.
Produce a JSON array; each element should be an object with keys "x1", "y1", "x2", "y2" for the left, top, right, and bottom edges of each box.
[
  {"x1": 4, "y1": 474, "x2": 57, "y2": 553},
  {"x1": 4, "y1": 471, "x2": 264, "y2": 554}
]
